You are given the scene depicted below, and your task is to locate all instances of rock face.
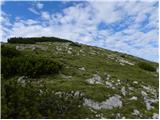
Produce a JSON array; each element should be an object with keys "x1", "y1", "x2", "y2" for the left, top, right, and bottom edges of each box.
[{"x1": 84, "y1": 95, "x2": 122, "y2": 110}]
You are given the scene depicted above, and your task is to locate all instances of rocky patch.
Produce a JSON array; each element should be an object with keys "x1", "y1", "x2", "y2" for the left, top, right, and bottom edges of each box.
[
  {"x1": 16, "y1": 45, "x2": 47, "y2": 51},
  {"x1": 86, "y1": 74, "x2": 102, "y2": 84},
  {"x1": 107, "y1": 55, "x2": 134, "y2": 65},
  {"x1": 83, "y1": 94, "x2": 122, "y2": 110}
]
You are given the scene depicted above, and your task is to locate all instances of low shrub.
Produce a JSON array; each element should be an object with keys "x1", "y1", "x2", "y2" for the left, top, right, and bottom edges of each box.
[
  {"x1": 1, "y1": 45, "x2": 20, "y2": 58},
  {"x1": 137, "y1": 61, "x2": 156, "y2": 72},
  {"x1": 2, "y1": 56, "x2": 63, "y2": 78},
  {"x1": 7, "y1": 37, "x2": 72, "y2": 44},
  {"x1": 8, "y1": 37, "x2": 36, "y2": 44}
]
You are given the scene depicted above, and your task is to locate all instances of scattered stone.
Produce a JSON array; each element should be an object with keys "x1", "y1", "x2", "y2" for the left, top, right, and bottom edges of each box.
[
  {"x1": 141, "y1": 91, "x2": 147, "y2": 96},
  {"x1": 67, "y1": 50, "x2": 72, "y2": 54},
  {"x1": 32, "y1": 46, "x2": 36, "y2": 51},
  {"x1": 74, "y1": 91, "x2": 80, "y2": 96},
  {"x1": 55, "y1": 91, "x2": 83, "y2": 98},
  {"x1": 77, "y1": 52, "x2": 80, "y2": 56},
  {"x1": 17, "y1": 76, "x2": 27, "y2": 86},
  {"x1": 117, "y1": 79, "x2": 120, "y2": 82},
  {"x1": 105, "y1": 81, "x2": 113, "y2": 88},
  {"x1": 55, "y1": 91, "x2": 62, "y2": 96},
  {"x1": 56, "y1": 46, "x2": 62, "y2": 51},
  {"x1": 39, "y1": 89, "x2": 43, "y2": 95},
  {"x1": 86, "y1": 74, "x2": 102, "y2": 84},
  {"x1": 108, "y1": 55, "x2": 135, "y2": 66},
  {"x1": 152, "y1": 113, "x2": 159, "y2": 119},
  {"x1": 142, "y1": 85, "x2": 157, "y2": 95},
  {"x1": 146, "y1": 102, "x2": 153, "y2": 110},
  {"x1": 132, "y1": 109, "x2": 140, "y2": 116},
  {"x1": 121, "y1": 87, "x2": 126, "y2": 96},
  {"x1": 106, "y1": 74, "x2": 111, "y2": 80},
  {"x1": 128, "y1": 87, "x2": 134, "y2": 92},
  {"x1": 116, "y1": 113, "x2": 121, "y2": 118},
  {"x1": 84, "y1": 94, "x2": 122, "y2": 110},
  {"x1": 62, "y1": 75, "x2": 72, "y2": 79},
  {"x1": 112, "y1": 86, "x2": 116, "y2": 89},
  {"x1": 156, "y1": 67, "x2": 159, "y2": 73},
  {"x1": 79, "y1": 67, "x2": 86, "y2": 71},
  {"x1": 133, "y1": 81, "x2": 138, "y2": 84},
  {"x1": 16, "y1": 45, "x2": 20, "y2": 50},
  {"x1": 141, "y1": 90, "x2": 158, "y2": 111},
  {"x1": 130, "y1": 96, "x2": 138, "y2": 100},
  {"x1": 68, "y1": 47, "x2": 72, "y2": 50},
  {"x1": 118, "y1": 58, "x2": 134, "y2": 66},
  {"x1": 16, "y1": 45, "x2": 47, "y2": 51},
  {"x1": 80, "y1": 49, "x2": 84, "y2": 53},
  {"x1": 107, "y1": 55, "x2": 115, "y2": 60}
]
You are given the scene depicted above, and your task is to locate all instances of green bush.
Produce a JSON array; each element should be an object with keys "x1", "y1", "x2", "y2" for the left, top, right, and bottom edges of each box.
[
  {"x1": 1, "y1": 56, "x2": 17, "y2": 78},
  {"x1": 1, "y1": 44, "x2": 63, "y2": 78},
  {"x1": 8, "y1": 37, "x2": 36, "y2": 44},
  {"x1": 2, "y1": 56, "x2": 63, "y2": 78},
  {"x1": 1, "y1": 45, "x2": 20, "y2": 58},
  {"x1": 7, "y1": 37, "x2": 73, "y2": 44},
  {"x1": 137, "y1": 61, "x2": 156, "y2": 72}
]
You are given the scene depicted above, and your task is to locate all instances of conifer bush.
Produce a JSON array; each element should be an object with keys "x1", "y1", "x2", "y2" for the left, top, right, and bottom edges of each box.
[{"x1": 137, "y1": 61, "x2": 156, "y2": 72}]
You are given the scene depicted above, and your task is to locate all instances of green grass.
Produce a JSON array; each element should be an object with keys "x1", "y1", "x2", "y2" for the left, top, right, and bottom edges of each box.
[{"x1": 2, "y1": 40, "x2": 158, "y2": 119}]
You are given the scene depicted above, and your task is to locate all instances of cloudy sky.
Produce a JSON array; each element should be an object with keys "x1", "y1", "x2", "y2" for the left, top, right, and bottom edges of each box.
[{"x1": 1, "y1": 0, "x2": 159, "y2": 62}]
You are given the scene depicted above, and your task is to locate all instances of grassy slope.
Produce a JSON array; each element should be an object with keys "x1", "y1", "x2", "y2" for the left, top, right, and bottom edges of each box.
[{"x1": 3, "y1": 41, "x2": 159, "y2": 118}]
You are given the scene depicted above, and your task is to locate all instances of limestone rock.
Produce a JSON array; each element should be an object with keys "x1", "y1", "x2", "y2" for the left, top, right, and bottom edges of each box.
[
  {"x1": 152, "y1": 113, "x2": 159, "y2": 119},
  {"x1": 130, "y1": 96, "x2": 138, "y2": 100},
  {"x1": 121, "y1": 87, "x2": 126, "y2": 96},
  {"x1": 86, "y1": 74, "x2": 102, "y2": 84},
  {"x1": 84, "y1": 94, "x2": 122, "y2": 110}
]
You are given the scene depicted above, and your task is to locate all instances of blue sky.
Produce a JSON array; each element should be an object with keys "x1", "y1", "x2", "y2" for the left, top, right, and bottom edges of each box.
[{"x1": 1, "y1": 0, "x2": 159, "y2": 62}]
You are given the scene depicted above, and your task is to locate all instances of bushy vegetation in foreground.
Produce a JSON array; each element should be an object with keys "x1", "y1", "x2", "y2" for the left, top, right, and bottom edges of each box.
[
  {"x1": 1, "y1": 78, "x2": 84, "y2": 119},
  {"x1": 1, "y1": 45, "x2": 87, "y2": 119}
]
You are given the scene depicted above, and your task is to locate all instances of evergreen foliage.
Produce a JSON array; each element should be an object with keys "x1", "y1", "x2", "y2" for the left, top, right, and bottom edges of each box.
[
  {"x1": 137, "y1": 61, "x2": 156, "y2": 72},
  {"x1": 1, "y1": 78, "x2": 84, "y2": 118},
  {"x1": 1, "y1": 46, "x2": 63, "y2": 78}
]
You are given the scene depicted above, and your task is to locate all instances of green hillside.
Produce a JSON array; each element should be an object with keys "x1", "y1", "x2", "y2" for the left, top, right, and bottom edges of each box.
[{"x1": 1, "y1": 37, "x2": 159, "y2": 119}]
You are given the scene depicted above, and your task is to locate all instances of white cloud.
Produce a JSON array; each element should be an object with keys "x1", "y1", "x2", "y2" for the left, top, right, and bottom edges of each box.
[
  {"x1": 89, "y1": 1, "x2": 123, "y2": 24},
  {"x1": 28, "y1": 7, "x2": 39, "y2": 15},
  {"x1": 37, "y1": 2, "x2": 43, "y2": 9},
  {"x1": 28, "y1": 2, "x2": 44, "y2": 15},
  {"x1": 1, "y1": 1, "x2": 158, "y2": 62},
  {"x1": 41, "y1": 11, "x2": 50, "y2": 20}
]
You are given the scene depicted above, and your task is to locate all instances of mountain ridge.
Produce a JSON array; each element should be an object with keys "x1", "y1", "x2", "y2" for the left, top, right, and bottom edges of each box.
[{"x1": 1, "y1": 37, "x2": 159, "y2": 119}]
